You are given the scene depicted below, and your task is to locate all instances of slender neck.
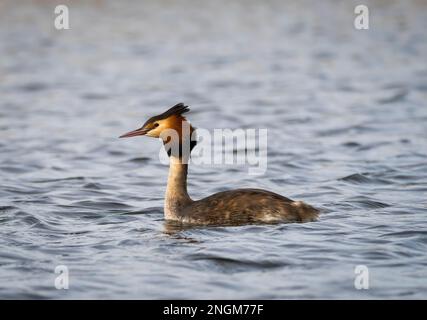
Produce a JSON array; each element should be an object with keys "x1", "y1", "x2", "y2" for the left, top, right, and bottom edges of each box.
[{"x1": 164, "y1": 156, "x2": 192, "y2": 219}]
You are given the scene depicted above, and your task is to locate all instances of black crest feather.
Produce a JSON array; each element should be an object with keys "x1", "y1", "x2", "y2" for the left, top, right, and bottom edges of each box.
[{"x1": 143, "y1": 103, "x2": 190, "y2": 127}]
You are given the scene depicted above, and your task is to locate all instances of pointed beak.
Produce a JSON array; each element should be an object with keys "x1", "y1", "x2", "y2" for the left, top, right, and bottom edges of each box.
[{"x1": 119, "y1": 127, "x2": 149, "y2": 138}]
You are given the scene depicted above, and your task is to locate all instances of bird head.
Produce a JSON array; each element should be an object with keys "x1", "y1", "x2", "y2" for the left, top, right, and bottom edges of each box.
[{"x1": 120, "y1": 103, "x2": 197, "y2": 158}]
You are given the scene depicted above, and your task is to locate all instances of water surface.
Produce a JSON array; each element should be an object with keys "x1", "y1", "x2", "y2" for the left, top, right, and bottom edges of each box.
[{"x1": 0, "y1": 0, "x2": 427, "y2": 299}]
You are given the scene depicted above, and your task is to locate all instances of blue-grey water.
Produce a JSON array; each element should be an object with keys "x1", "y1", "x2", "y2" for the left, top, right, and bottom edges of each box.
[{"x1": 1, "y1": 0, "x2": 427, "y2": 299}]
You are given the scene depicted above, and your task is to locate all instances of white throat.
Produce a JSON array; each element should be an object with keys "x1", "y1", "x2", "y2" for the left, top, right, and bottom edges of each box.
[{"x1": 164, "y1": 156, "x2": 192, "y2": 220}]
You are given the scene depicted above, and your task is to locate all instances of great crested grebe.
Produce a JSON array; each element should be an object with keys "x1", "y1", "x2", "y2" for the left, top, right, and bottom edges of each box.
[{"x1": 120, "y1": 103, "x2": 318, "y2": 225}]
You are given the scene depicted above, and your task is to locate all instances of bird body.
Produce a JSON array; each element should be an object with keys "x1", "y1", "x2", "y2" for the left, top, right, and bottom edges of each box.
[{"x1": 120, "y1": 103, "x2": 318, "y2": 226}]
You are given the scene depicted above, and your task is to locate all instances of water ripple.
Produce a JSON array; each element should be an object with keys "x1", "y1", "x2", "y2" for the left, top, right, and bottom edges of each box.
[{"x1": 0, "y1": 0, "x2": 426, "y2": 299}]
